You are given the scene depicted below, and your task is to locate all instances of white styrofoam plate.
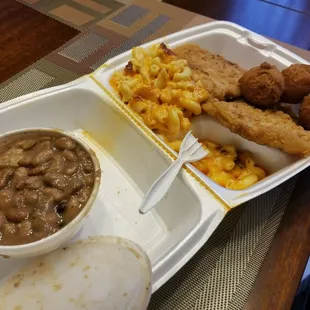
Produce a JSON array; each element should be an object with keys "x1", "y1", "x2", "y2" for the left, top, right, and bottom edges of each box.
[{"x1": 93, "y1": 21, "x2": 310, "y2": 207}]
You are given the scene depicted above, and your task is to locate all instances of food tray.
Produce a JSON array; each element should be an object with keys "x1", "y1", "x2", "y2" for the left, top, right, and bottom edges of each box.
[
  {"x1": 0, "y1": 21, "x2": 309, "y2": 294},
  {"x1": 93, "y1": 21, "x2": 310, "y2": 207}
]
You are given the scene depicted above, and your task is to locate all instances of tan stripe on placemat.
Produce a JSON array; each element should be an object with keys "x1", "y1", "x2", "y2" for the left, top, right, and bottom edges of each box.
[
  {"x1": 50, "y1": 4, "x2": 95, "y2": 26},
  {"x1": 72, "y1": 0, "x2": 111, "y2": 14}
]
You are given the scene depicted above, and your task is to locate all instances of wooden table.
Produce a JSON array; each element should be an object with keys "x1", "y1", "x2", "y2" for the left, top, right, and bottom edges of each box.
[{"x1": 1, "y1": 1, "x2": 310, "y2": 309}]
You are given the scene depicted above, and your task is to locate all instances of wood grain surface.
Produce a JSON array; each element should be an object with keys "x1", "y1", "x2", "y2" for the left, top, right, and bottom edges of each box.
[
  {"x1": 1, "y1": 1, "x2": 310, "y2": 309},
  {"x1": 0, "y1": 0, "x2": 78, "y2": 83}
]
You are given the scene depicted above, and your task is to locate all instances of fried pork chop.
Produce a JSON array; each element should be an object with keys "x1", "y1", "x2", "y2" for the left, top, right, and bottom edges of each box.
[{"x1": 174, "y1": 44, "x2": 245, "y2": 100}]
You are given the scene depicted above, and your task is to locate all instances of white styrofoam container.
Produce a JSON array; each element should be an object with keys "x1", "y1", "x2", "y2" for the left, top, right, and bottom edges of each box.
[
  {"x1": 0, "y1": 76, "x2": 226, "y2": 293},
  {"x1": 0, "y1": 21, "x2": 309, "y2": 296},
  {"x1": 93, "y1": 21, "x2": 310, "y2": 207}
]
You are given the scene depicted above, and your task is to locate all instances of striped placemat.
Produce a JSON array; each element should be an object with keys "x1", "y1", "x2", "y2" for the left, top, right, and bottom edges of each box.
[{"x1": 1, "y1": 1, "x2": 298, "y2": 309}]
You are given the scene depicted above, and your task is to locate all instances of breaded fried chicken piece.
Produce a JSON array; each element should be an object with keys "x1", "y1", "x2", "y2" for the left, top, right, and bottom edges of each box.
[
  {"x1": 174, "y1": 44, "x2": 245, "y2": 100},
  {"x1": 202, "y1": 100, "x2": 310, "y2": 156}
]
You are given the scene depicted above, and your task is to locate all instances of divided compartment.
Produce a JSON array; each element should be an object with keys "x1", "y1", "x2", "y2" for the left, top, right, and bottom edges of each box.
[
  {"x1": 93, "y1": 21, "x2": 310, "y2": 207},
  {"x1": 0, "y1": 77, "x2": 226, "y2": 291}
]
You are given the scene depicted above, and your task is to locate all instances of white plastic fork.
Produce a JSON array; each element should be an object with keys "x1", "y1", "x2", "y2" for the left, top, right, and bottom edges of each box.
[{"x1": 139, "y1": 131, "x2": 209, "y2": 214}]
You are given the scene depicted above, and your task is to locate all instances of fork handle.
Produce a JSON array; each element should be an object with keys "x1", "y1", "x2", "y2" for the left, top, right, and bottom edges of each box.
[{"x1": 139, "y1": 158, "x2": 185, "y2": 214}]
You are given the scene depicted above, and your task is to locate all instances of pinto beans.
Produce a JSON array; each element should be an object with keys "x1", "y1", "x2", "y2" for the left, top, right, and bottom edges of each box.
[{"x1": 0, "y1": 132, "x2": 96, "y2": 246}]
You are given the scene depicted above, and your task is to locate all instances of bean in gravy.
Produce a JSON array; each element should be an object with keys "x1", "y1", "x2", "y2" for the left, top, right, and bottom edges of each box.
[{"x1": 0, "y1": 133, "x2": 95, "y2": 245}]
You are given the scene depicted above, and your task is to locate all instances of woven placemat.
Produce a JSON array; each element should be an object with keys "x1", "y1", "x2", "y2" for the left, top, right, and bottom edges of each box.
[{"x1": 2, "y1": 1, "x2": 299, "y2": 309}]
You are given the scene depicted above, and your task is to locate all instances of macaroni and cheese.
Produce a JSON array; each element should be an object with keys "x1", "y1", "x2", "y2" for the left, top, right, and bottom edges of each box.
[
  {"x1": 110, "y1": 43, "x2": 208, "y2": 142},
  {"x1": 110, "y1": 43, "x2": 267, "y2": 189},
  {"x1": 193, "y1": 141, "x2": 266, "y2": 190}
]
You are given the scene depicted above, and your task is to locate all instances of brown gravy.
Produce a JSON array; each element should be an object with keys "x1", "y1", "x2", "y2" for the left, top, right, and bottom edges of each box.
[{"x1": 0, "y1": 131, "x2": 95, "y2": 245}]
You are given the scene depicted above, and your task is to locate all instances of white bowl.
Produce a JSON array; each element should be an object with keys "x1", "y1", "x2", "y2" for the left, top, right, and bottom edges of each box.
[{"x1": 0, "y1": 128, "x2": 101, "y2": 258}]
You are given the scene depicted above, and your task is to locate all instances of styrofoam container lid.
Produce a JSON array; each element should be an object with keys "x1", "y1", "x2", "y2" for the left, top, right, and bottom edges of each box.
[{"x1": 0, "y1": 236, "x2": 152, "y2": 310}]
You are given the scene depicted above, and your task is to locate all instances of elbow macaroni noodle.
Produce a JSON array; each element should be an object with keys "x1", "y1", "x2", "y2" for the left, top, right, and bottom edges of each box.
[
  {"x1": 193, "y1": 143, "x2": 266, "y2": 190},
  {"x1": 110, "y1": 43, "x2": 207, "y2": 142},
  {"x1": 110, "y1": 43, "x2": 266, "y2": 189}
]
